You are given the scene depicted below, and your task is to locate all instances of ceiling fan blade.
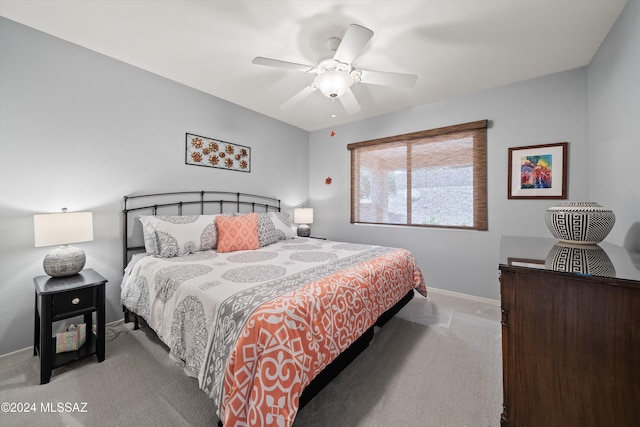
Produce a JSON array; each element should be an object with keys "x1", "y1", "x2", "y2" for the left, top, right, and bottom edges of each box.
[
  {"x1": 252, "y1": 57, "x2": 316, "y2": 73},
  {"x1": 338, "y1": 88, "x2": 361, "y2": 115},
  {"x1": 359, "y1": 69, "x2": 418, "y2": 88},
  {"x1": 280, "y1": 85, "x2": 317, "y2": 110},
  {"x1": 333, "y1": 24, "x2": 374, "y2": 64}
]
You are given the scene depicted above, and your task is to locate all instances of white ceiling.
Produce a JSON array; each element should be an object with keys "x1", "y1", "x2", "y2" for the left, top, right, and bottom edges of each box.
[{"x1": 0, "y1": 0, "x2": 627, "y2": 131}]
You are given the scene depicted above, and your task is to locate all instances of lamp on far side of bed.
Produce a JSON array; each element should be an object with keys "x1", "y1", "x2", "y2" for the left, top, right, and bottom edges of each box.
[
  {"x1": 294, "y1": 207, "x2": 313, "y2": 237},
  {"x1": 33, "y1": 208, "x2": 94, "y2": 277}
]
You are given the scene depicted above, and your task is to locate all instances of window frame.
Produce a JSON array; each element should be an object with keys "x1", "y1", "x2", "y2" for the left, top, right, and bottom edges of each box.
[{"x1": 347, "y1": 120, "x2": 488, "y2": 230}]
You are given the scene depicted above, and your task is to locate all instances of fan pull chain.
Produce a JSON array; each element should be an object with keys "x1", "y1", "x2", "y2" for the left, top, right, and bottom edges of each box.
[{"x1": 331, "y1": 98, "x2": 337, "y2": 118}]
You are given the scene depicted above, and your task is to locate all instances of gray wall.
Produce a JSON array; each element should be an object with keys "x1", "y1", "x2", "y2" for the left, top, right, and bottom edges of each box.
[
  {"x1": 588, "y1": 0, "x2": 640, "y2": 251},
  {"x1": 309, "y1": 68, "x2": 590, "y2": 300},
  {"x1": 0, "y1": 18, "x2": 309, "y2": 356}
]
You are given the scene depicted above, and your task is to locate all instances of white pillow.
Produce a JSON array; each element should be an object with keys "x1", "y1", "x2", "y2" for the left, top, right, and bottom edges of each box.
[
  {"x1": 138, "y1": 215, "x2": 217, "y2": 257},
  {"x1": 138, "y1": 216, "x2": 160, "y2": 254}
]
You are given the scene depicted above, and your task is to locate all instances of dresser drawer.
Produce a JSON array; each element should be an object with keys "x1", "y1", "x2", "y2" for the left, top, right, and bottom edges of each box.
[{"x1": 52, "y1": 287, "x2": 97, "y2": 318}]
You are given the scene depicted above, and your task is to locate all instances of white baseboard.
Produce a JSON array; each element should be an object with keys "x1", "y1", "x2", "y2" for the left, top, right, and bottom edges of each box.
[
  {"x1": 427, "y1": 286, "x2": 500, "y2": 306},
  {"x1": 0, "y1": 319, "x2": 125, "y2": 359}
]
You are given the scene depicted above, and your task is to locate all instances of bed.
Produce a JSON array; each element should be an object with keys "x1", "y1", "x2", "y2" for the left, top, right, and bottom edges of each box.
[{"x1": 121, "y1": 191, "x2": 427, "y2": 427}]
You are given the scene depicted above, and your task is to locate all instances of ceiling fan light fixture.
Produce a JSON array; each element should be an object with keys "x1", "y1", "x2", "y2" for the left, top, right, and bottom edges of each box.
[{"x1": 314, "y1": 70, "x2": 353, "y2": 98}]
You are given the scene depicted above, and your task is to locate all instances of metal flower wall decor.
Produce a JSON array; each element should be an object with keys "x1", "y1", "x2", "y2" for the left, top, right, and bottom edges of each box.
[{"x1": 185, "y1": 133, "x2": 251, "y2": 172}]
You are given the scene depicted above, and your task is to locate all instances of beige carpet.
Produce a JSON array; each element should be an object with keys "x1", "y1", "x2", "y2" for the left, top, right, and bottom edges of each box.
[{"x1": 0, "y1": 289, "x2": 502, "y2": 426}]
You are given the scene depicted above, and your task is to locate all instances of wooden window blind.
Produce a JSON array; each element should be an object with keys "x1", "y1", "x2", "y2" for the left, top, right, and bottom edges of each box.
[{"x1": 348, "y1": 120, "x2": 488, "y2": 230}]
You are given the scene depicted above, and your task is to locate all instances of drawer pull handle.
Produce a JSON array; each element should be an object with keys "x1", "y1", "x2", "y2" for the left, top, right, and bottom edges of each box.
[{"x1": 72, "y1": 298, "x2": 80, "y2": 305}]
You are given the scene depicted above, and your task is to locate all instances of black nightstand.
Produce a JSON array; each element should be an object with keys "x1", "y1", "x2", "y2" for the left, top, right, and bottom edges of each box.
[{"x1": 33, "y1": 268, "x2": 107, "y2": 384}]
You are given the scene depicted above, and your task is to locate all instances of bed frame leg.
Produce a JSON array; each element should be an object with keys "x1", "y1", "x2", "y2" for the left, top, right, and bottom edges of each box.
[{"x1": 123, "y1": 305, "x2": 141, "y2": 330}]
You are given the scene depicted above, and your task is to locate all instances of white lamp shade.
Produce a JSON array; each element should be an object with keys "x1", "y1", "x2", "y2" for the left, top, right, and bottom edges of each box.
[
  {"x1": 294, "y1": 208, "x2": 314, "y2": 224},
  {"x1": 34, "y1": 211, "x2": 94, "y2": 247},
  {"x1": 314, "y1": 71, "x2": 353, "y2": 98}
]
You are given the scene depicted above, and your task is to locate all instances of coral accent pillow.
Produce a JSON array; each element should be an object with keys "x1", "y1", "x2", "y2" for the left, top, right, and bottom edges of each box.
[{"x1": 215, "y1": 213, "x2": 260, "y2": 253}]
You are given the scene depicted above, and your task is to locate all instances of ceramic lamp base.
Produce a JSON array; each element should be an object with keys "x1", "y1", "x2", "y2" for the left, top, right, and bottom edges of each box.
[
  {"x1": 43, "y1": 245, "x2": 86, "y2": 277},
  {"x1": 297, "y1": 224, "x2": 311, "y2": 237}
]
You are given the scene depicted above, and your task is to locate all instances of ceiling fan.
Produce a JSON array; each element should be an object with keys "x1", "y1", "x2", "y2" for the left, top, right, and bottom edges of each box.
[{"x1": 252, "y1": 24, "x2": 418, "y2": 115}]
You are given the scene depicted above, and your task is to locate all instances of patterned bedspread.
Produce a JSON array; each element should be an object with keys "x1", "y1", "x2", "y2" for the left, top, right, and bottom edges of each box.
[{"x1": 121, "y1": 237, "x2": 426, "y2": 426}]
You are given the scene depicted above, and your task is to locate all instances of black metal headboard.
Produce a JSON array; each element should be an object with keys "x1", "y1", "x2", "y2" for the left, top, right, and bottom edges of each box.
[{"x1": 122, "y1": 191, "x2": 281, "y2": 269}]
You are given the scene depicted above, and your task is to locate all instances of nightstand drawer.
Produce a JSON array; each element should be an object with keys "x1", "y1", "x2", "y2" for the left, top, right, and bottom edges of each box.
[{"x1": 52, "y1": 287, "x2": 97, "y2": 318}]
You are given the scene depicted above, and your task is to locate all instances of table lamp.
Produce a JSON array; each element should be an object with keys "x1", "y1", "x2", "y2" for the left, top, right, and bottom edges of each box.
[
  {"x1": 34, "y1": 208, "x2": 94, "y2": 277},
  {"x1": 294, "y1": 207, "x2": 313, "y2": 237}
]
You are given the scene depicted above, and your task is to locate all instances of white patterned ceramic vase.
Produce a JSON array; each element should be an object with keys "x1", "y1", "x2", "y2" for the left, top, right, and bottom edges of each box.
[{"x1": 544, "y1": 202, "x2": 615, "y2": 245}]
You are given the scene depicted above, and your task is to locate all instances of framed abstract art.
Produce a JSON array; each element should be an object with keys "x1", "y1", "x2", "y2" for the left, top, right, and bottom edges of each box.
[{"x1": 508, "y1": 142, "x2": 567, "y2": 199}]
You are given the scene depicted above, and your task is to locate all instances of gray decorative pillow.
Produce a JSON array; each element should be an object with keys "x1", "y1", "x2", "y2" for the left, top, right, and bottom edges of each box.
[
  {"x1": 138, "y1": 215, "x2": 217, "y2": 257},
  {"x1": 257, "y1": 213, "x2": 279, "y2": 247},
  {"x1": 268, "y1": 212, "x2": 296, "y2": 240}
]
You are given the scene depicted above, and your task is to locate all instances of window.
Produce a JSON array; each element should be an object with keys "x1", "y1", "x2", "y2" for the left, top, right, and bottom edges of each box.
[{"x1": 348, "y1": 120, "x2": 488, "y2": 230}]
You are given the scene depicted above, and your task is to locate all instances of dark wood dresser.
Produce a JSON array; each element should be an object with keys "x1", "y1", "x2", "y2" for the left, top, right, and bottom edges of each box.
[{"x1": 498, "y1": 236, "x2": 640, "y2": 426}]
